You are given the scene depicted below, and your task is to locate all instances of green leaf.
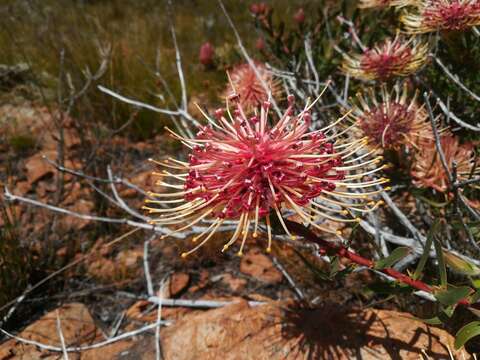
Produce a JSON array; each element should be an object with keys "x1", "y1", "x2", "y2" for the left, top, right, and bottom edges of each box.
[
  {"x1": 455, "y1": 321, "x2": 480, "y2": 349},
  {"x1": 444, "y1": 250, "x2": 480, "y2": 276},
  {"x1": 292, "y1": 248, "x2": 330, "y2": 281},
  {"x1": 330, "y1": 256, "x2": 340, "y2": 277},
  {"x1": 412, "y1": 221, "x2": 437, "y2": 280},
  {"x1": 472, "y1": 278, "x2": 480, "y2": 289},
  {"x1": 434, "y1": 285, "x2": 472, "y2": 307},
  {"x1": 433, "y1": 234, "x2": 447, "y2": 287},
  {"x1": 442, "y1": 306, "x2": 456, "y2": 318},
  {"x1": 374, "y1": 247, "x2": 411, "y2": 270},
  {"x1": 470, "y1": 290, "x2": 480, "y2": 303},
  {"x1": 413, "y1": 316, "x2": 443, "y2": 325}
]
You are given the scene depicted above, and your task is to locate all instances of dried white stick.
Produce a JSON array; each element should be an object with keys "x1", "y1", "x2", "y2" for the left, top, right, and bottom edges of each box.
[
  {"x1": 433, "y1": 55, "x2": 480, "y2": 103},
  {"x1": 147, "y1": 297, "x2": 265, "y2": 309},
  {"x1": 144, "y1": 235, "x2": 155, "y2": 297},
  {"x1": 109, "y1": 312, "x2": 126, "y2": 339},
  {"x1": 304, "y1": 35, "x2": 320, "y2": 94},
  {"x1": 337, "y1": 16, "x2": 366, "y2": 51},
  {"x1": 155, "y1": 278, "x2": 168, "y2": 360},
  {"x1": 55, "y1": 310, "x2": 69, "y2": 360},
  {"x1": 98, "y1": 85, "x2": 180, "y2": 116},
  {"x1": 271, "y1": 256, "x2": 305, "y2": 301},
  {"x1": 436, "y1": 95, "x2": 480, "y2": 131},
  {"x1": 3, "y1": 187, "x2": 179, "y2": 236},
  {"x1": 0, "y1": 320, "x2": 170, "y2": 353},
  {"x1": 380, "y1": 191, "x2": 425, "y2": 246},
  {"x1": 107, "y1": 166, "x2": 150, "y2": 221}
]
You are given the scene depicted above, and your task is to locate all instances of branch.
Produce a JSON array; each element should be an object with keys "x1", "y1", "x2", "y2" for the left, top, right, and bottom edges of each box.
[
  {"x1": 285, "y1": 220, "x2": 480, "y2": 310},
  {"x1": 433, "y1": 55, "x2": 480, "y2": 103}
]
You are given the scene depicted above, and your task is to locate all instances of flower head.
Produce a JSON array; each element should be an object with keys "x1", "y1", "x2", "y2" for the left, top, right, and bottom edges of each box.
[
  {"x1": 223, "y1": 62, "x2": 282, "y2": 114},
  {"x1": 358, "y1": 0, "x2": 414, "y2": 9},
  {"x1": 144, "y1": 94, "x2": 387, "y2": 257},
  {"x1": 250, "y1": 2, "x2": 269, "y2": 16},
  {"x1": 199, "y1": 42, "x2": 215, "y2": 67},
  {"x1": 412, "y1": 135, "x2": 479, "y2": 192},
  {"x1": 293, "y1": 8, "x2": 306, "y2": 24},
  {"x1": 347, "y1": 84, "x2": 432, "y2": 150},
  {"x1": 402, "y1": 0, "x2": 480, "y2": 33},
  {"x1": 342, "y1": 35, "x2": 429, "y2": 81}
]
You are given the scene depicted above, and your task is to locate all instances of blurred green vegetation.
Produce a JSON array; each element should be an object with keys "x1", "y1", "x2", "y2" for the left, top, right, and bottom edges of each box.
[{"x1": 0, "y1": 0, "x2": 305, "y2": 139}]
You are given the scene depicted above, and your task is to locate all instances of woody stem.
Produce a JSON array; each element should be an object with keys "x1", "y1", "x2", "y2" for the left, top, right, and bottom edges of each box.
[{"x1": 285, "y1": 220, "x2": 479, "y2": 309}]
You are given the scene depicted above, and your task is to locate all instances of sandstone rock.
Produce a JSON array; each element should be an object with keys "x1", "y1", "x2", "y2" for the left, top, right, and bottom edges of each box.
[
  {"x1": 24, "y1": 151, "x2": 56, "y2": 184},
  {"x1": 240, "y1": 247, "x2": 283, "y2": 284},
  {"x1": 61, "y1": 199, "x2": 95, "y2": 230},
  {"x1": 169, "y1": 273, "x2": 190, "y2": 297},
  {"x1": 0, "y1": 303, "x2": 98, "y2": 359},
  {"x1": 129, "y1": 301, "x2": 469, "y2": 360},
  {"x1": 220, "y1": 273, "x2": 247, "y2": 293},
  {"x1": 81, "y1": 340, "x2": 133, "y2": 360}
]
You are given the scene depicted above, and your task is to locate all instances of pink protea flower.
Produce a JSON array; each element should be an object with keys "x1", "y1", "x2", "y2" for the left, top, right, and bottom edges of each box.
[
  {"x1": 412, "y1": 135, "x2": 480, "y2": 192},
  {"x1": 223, "y1": 62, "x2": 282, "y2": 114},
  {"x1": 342, "y1": 35, "x2": 429, "y2": 81},
  {"x1": 250, "y1": 2, "x2": 269, "y2": 16},
  {"x1": 293, "y1": 8, "x2": 306, "y2": 24},
  {"x1": 402, "y1": 0, "x2": 480, "y2": 33},
  {"x1": 144, "y1": 94, "x2": 387, "y2": 257},
  {"x1": 358, "y1": 0, "x2": 414, "y2": 8},
  {"x1": 347, "y1": 84, "x2": 433, "y2": 150},
  {"x1": 199, "y1": 42, "x2": 215, "y2": 67},
  {"x1": 255, "y1": 37, "x2": 266, "y2": 51}
]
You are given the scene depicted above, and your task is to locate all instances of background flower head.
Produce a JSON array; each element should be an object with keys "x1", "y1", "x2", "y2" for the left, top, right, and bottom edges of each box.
[
  {"x1": 347, "y1": 83, "x2": 432, "y2": 150},
  {"x1": 358, "y1": 0, "x2": 414, "y2": 9},
  {"x1": 402, "y1": 0, "x2": 480, "y2": 33},
  {"x1": 412, "y1": 134, "x2": 479, "y2": 192},
  {"x1": 342, "y1": 35, "x2": 429, "y2": 81},
  {"x1": 223, "y1": 62, "x2": 282, "y2": 114}
]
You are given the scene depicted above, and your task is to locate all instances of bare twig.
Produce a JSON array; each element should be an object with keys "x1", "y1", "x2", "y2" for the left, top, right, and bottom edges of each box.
[
  {"x1": 109, "y1": 312, "x2": 126, "y2": 339},
  {"x1": 424, "y1": 92, "x2": 453, "y2": 183},
  {"x1": 155, "y1": 277, "x2": 168, "y2": 360},
  {"x1": 433, "y1": 55, "x2": 480, "y2": 103},
  {"x1": 218, "y1": 0, "x2": 282, "y2": 117},
  {"x1": 3, "y1": 187, "x2": 173, "y2": 235},
  {"x1": 147, "y1": 297, "x2": 265, "y2": 308},
  {"x1": 144, "y1": 235, "x2": 155, "y2": 296},
  {"x1": 0, "y1": 320, "x2": 170, "y2": 353},
  {"x1": 380, "y1": 191, "x2": 425, "y2": 246},
  {"x1": 304, "y1": 35, "x2": 320, "y2": 95},
  {"x1": 337, "y1": 16, "x2": 366, "y2": 51},
  {"x1": 97, "y1": 86, "x2": 181, "y2": 117},
  {"x1": 55, "y1": 310, "x2": 69, "y2": 360},
  {"x1": 271, "y1": 256, "x2": 305, "y2": 301}
]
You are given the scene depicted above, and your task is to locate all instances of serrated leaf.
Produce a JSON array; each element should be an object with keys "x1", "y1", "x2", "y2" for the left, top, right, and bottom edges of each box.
[
  {"x1": 454, "y1": 321, "x2": 480, "y2": 349},
  {"x1": 374, "y1": 247, "x2": 411, "y2": 270},
  {"x1": 444, "y1": 250, "x2": 480, "y2": 276},
  {"x1": 434, "y1": 285, "x2": 472, "y2": 307}
]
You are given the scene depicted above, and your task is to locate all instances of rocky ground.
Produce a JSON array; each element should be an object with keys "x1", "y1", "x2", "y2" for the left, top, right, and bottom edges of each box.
[{"x1": 0, "y1": 98, "x2": 477, "y2": 359}]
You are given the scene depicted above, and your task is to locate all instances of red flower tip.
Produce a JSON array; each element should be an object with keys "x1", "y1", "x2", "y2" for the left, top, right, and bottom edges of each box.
[
  {"x1": 199, "y1": 42, "x2": 215, "y2": 66},
  {"x1": 293, "y1": 8, "x2": 306, "y2": 24}
]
